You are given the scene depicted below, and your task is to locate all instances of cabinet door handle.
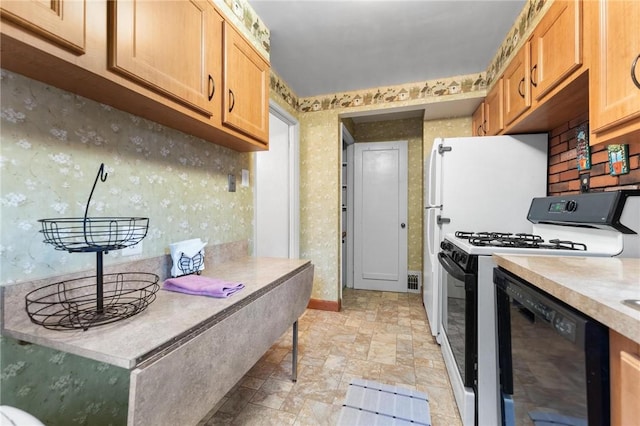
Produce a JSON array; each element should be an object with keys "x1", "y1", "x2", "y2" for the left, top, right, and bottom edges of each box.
[
  {"x1": 518, "y1": 78, "x2": 525, "y2": 98},
  {"x1": 632, "y1": 54, "x2": 640, "y2": 89},
  {"x1": 530, "y1": 64, "x2": 538, "y2": 87},
  {"x1": 482, "y1": 120, "x2": 487, "y2": 134},
  {"x1": 228, "y1": 89, "x2": 235, "y2": 112},
  {"x1": 477, "y1": 124, "x2": 484, "y2": 136},
  {"x1": 208, "y1": 75, "x2": 215, "y2": 101}
]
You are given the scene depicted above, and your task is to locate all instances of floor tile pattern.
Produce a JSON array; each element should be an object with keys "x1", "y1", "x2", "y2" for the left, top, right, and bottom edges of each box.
[{"x1": 198, "y1": 289, "x2": 462, "y2": 425}]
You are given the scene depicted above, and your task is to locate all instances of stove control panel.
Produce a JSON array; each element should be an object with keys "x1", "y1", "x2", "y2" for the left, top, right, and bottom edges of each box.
[{"x1": 528, "y1": 190, "x2": 640, "y2": 234}]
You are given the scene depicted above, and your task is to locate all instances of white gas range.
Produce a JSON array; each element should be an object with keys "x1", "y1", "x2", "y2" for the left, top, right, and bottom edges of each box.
[{"x1": 437, "y1": 190, "x2": 640, "y2": 426}]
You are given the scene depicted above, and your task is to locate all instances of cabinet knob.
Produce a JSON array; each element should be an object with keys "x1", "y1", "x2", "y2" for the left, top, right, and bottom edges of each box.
[
  {"x1": 530, "y1": 64, "x2": 538, "y2": 88},
  {"x1": 632, "y1": 54, "x2": 640, "y2": 89},
  {"x1": 229, "y1": 89, "x2": 235, "y2": 112},
  {"x1": 401, "y1": 223, "x2": 406, "y2": 229},
  {"x1": 518, "y1": 78, "x2": 525, "y2": 98},
  {"x1": 208, "y1": 75, "x2": 215, "y2": 101}
]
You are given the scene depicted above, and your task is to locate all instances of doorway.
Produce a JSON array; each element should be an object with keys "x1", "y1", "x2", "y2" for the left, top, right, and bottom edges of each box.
[
  {"x1": 353, "y1": 140, "x2": 408, "y2": 292},
  {"x1": 253, "y1": 101, "x2": 299, "y2": 258}
]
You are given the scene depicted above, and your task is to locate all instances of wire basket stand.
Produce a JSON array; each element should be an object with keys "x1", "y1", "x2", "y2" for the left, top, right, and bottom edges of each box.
[{"x1": 30, "y1": 163, "x2": 159, "y2": 331}]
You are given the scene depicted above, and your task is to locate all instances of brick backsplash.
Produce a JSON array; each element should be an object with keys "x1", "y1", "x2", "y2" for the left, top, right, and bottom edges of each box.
[{"x1": 548, "y1": 113, "x2": 640, "y2": 195}]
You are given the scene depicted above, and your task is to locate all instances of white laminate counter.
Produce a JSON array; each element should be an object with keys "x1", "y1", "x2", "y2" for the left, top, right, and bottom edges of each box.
[
  {"x1": 1, "y1": 257, "x2": 311, "y2": 369},
  {"x1": 493, "y1": 255, "x2": 640, "y2": 344}
]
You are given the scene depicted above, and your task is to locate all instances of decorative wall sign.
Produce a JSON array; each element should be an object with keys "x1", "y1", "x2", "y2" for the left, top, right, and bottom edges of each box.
[
  {"x1": 607, "y1": 144, "x2": 630, "y2": 176},
  {"x1": 575, "y1": 123, "x2": 591, "y2": 171}
]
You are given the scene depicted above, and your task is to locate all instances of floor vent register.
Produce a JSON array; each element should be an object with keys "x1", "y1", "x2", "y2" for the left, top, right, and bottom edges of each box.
[
  {"x1": 338, "y1": 379, "x2": 432, "y2": 426},
  {"x1": 407, "y1": 271, "x2": 421, "y2": 293}
]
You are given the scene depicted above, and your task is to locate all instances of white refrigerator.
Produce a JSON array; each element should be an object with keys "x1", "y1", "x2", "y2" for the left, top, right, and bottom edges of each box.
[{"x1": 422, "y1": 134, "x2": 548, "y2": 338}]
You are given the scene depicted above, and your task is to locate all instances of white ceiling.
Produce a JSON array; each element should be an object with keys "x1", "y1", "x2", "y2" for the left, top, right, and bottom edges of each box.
[{"x1": 249, "y1": 0, "x2": 527, "y2": 101}]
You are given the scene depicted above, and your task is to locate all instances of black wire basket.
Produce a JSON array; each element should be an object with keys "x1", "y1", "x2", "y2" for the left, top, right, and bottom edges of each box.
[
  {"x1": 39, "y1": 217, "x2": 149, "y2": 253},
  {"x1": 32, "y1": 163, "x2": 157, "y2": 331},
  {"x1": 25, "y1": 273, "x2": 159, "y2": 331}
]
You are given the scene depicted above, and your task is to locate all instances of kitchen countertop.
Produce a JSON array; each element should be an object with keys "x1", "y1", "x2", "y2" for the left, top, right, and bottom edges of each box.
[
  {"x1": 493, "y1": 255, "x2": 640, "y2": 344},
  {"x1": 1, "y1": 257, "x2": 311, "y2": 369}
]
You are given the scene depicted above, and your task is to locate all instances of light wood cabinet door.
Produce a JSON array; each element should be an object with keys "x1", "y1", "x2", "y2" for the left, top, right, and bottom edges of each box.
[
  {"x1": 0, "y1": 0, "x2": 86, "y2": 54},
  {"x1": 610, "y1": 330, "x2": 640, "y2": 426},
  {"x1": 471, "y1": 102, "x2": 485, "y2": 136},
  {"x1": 223, "y1": 22, "x2": 269, "y2": 144},
  {"x1": 619, "y1": 351, "x2": 640, "y2": 425},
  {"x1": 503, "y1": 43, "x2": 531, "y2": 126},
  {"x1": 108, "y1": 0, "x2": 215, "y2": 117},
  {"x1": 530, "y1": 0, "x2": 582, "y2": 101},
  {"x1": 590, "y1": 0, "x2": 640, "y2": 136},
  {"x1": 484, "y1": 78, "x2": 504, "y2": 136}
]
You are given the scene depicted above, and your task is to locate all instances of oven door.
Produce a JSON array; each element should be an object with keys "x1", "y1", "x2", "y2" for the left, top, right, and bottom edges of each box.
[{"x1": 438, "y1": 251, "x2": 477, "y2": 388}]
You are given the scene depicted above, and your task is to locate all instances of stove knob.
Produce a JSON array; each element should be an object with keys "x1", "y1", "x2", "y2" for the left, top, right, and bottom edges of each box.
[
  {"x1": 440, "y1": 241, "x2": 451, "y2": 251},
  {"x1": 566, "y1": 200, "x2": 577, "y2": 212},
  {"x1": 460, "y1": 254, "x2": 468, "y2": 264}
]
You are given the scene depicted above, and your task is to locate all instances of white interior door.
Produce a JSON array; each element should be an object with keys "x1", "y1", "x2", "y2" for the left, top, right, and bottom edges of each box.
[
  {"x1": 254, "y1": 102, "x2": 299, "y2": 258},
  {"x1": 354, "y1": 141, "x2": 408, "y2": 292}
]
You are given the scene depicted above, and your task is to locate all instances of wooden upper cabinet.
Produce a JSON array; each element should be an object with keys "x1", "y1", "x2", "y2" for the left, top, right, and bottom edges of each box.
[
  {"x1": 484, "y1": 78, "x2": 504, "y2": 136},
  {"x1": 503, "y1": 42, "x2": 531, "y2": 126},
  {"x1": 590, "y1": 0, "x2": 640, "y2": 137},
  {"x1": 108, "y1": 0, "x2": 215, "y2": 117},
  {"x1": 223, "y1": 22, "x2": 269, "y2": 144},
  {"x1": 530, "y1": 0, "x2": 582, "y2": 101},
  {"x1": 471, "y1": 101, "x2": 485, "y2": 136},
  {"x1": 0, "y1": 0, "x2": 86, "y2": 54}
]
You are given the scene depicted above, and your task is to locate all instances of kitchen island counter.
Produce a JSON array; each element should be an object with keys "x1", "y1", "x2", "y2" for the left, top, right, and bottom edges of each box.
[
  {"x1": 2, "y1": 257, "x2": 312, "y2": 369},
  {"x1": 493, "y1": 255, "x2": 640, "y2": 344},
  {"x1": 2, "y1": 256, "x2": 314, "y2": 425}
]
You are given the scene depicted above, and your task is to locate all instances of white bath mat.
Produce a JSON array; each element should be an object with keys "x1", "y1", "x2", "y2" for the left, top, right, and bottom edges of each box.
[{"x1": 338, "y1": 379, "x2": 432, "y2": 426}]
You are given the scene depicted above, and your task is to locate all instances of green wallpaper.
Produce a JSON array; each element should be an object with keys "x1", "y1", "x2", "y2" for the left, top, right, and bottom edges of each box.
[
  {"x1": 0, "y1": 337, "x2": 129, "y2": 425},
  {"x1": 0, "y1": 70, "x2": 253, "y2": 285},
  {"x1": 298, "y1": 110, "x2": 341, "y2": 302}
]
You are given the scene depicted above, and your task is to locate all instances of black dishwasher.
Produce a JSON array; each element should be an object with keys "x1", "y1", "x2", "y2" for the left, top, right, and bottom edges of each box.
[{"x1": 494, "y1": 267, "x2": 610, "y2": 426}]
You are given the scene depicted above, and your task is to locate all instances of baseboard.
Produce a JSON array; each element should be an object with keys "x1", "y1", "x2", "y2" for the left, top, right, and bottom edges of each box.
[{"x1": 307, "y1": 298, "x2": 341, "y2": 312}]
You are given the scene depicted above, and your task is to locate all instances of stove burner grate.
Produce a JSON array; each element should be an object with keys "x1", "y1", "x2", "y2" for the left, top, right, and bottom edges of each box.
[
  {"x1": 547, "y1": 239, "x2": 588, "y2": 251},
  {"x1": 454, "y1": 231, "x2": 587, "y2": 251}
]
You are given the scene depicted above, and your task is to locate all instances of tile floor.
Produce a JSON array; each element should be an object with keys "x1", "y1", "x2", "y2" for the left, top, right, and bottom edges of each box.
[{"x1": 198, "y1": 289, "x2": 462, "y2": 425}]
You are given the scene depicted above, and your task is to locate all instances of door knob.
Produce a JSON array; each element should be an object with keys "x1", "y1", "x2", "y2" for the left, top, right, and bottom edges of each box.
[{"x1": 401, "y1": 223, "x2": 406, "y2": 228}]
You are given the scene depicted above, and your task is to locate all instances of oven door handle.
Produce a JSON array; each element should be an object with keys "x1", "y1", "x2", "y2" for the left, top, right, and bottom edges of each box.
[{"x1": 437, "y1": 252, "x2": 467, "y2": 282}]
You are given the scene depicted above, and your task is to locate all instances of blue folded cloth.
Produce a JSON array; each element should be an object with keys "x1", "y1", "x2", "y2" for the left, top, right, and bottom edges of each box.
[{"x1": 163, "y1": 275, "x2": 244, "y2": 298}]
